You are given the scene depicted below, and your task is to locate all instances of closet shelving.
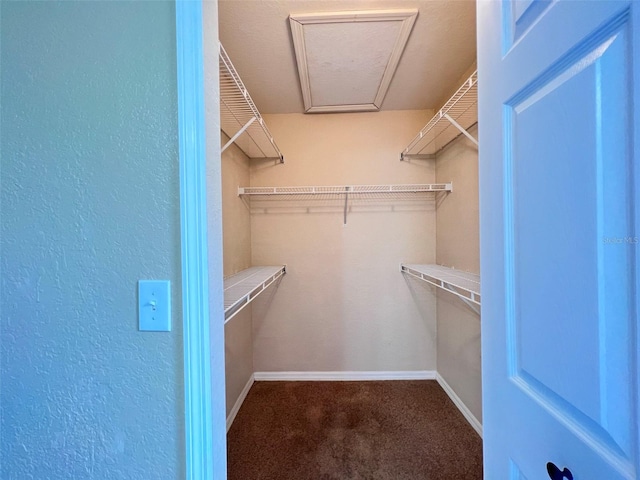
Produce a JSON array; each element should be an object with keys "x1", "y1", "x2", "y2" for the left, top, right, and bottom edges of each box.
[
  {"x1": 238, "y1": 183, "x2": 452, "y2": 224},
  {"x1": 224, "y1": 265, "x2": 286, "y2": 324},
  {"x1": 219, "y1": 43, "x2": 284, "y2": 162},
  {"x1": 238, "y1": 184, "x2": 452, "y2": 196},
  {"x1": 400, "y1": 71, "x2": 480, "y2": 313},
  {"x1": 401, "y1": 264, "x2": 480, "y2": 313},
  {"x1": 400, "y1": 70, "x2": 478, "y2": 160}
]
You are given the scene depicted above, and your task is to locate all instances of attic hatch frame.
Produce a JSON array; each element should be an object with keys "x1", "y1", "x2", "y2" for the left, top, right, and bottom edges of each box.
[{"x1": 289, "y1": 9, "x2": 418, "y2": 113}]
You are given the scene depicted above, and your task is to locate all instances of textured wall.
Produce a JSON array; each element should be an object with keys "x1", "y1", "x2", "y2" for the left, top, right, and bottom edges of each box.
[
  {"x1": 221, "y1": 137, "x2": 252, "y2": 278},
  {"x1": 1, "y1": 2, "x2": 183, "y2": 478},
  {"x1": 435, "y1": 125, "x2": 480, "y2": 273},
  {"x1": 435, "y1": 125, "x2": 482, "y2": 424},
  {"x1": 251, "y1": 111, "x2": 438, "y2": 373},
  {"x1": 221, "y1": 136, "x2": 254, "y2": 418}
]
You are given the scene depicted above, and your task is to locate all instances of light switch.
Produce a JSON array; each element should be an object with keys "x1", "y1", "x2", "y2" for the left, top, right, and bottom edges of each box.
[{"x1": 138, "y1": 280, "x2": 171, "y2": 332}]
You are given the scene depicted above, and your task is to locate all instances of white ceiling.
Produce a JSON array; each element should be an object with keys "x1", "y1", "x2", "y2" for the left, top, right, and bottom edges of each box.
[{"x1": 218, "y1": 0, "x2": 477, "y2": 114}]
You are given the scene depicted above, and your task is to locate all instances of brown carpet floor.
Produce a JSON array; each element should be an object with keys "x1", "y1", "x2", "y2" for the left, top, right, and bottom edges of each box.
[{"x1": 227, "y1": 380, "x2": 483, "y2": 479}]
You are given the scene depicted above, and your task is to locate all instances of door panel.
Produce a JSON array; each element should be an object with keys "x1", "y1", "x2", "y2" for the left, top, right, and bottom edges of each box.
[
  {"x1": 504, "y1": 0, "x2": 553, "y2": 51},
  {"x1": 479, "y1": 1, "x2": 638, "y2": 479},
  {"x1": 510, "y1": 459, "x2": 530, "y2": 480},
  {"x1": 508, "y1": 22, "x2": 633, "y2": 456}
]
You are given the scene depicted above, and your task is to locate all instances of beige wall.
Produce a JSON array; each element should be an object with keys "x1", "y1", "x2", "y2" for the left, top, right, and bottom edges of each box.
[
  {"x1": 220, "y1": 111, "x2": 481, "y2": 422},
  {"x1": 436, "y1": 292, "x2": 482, "y2": 421},
  {"x1": 222, "y1": 137, "x2": 252, "y2": 277},
  {"x1": 435, "y1": 125, "x2": 482, "y2": 423},
  {"x1": 250, "y1": 110, "x2": 439, "y2": 372},
  {"x1": 435, "y1": 61, "x2": 478, "y2": 114},
  {"x1": 221, "y1": 136, "x2": 254, "y2": 416},
  {"x1": 436, "y1": 125, "x2": 480, "y2": 272}
]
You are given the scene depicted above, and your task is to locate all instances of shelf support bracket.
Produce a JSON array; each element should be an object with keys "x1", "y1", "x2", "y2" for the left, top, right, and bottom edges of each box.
[
  {"x1": 460, "y1": 297, "x2": 481, "y2": 316},
  {"x1": 343, "y1": 186, "x2": 350, "y2": 225},
  {"x1": 221, "y1": 116, "x2": 256, "y2": 153},
  {"x1": 443, "y1": 113, "x2": 478, "y2": 146}
]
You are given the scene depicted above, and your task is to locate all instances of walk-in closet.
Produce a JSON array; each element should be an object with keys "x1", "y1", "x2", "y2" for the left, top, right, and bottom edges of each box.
[{"x1": 213, "y1": 1, "x2": 481, "y2": 477}]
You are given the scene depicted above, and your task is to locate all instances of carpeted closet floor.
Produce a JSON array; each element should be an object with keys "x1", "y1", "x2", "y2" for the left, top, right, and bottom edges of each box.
[{"x1": 227, "y1": 380, "x2": 483, "y2": 479}]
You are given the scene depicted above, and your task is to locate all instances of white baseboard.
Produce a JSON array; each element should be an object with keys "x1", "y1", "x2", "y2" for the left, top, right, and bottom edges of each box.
[
  {"x1": 253, "y1": 370, "x2": 437, "y2": 381},
  {"x1": 226, "y1": 373, "x2": 255, "y2": 432},
  {"x1": 436, "y1": 373, "x2": 483, "y2": 438}
]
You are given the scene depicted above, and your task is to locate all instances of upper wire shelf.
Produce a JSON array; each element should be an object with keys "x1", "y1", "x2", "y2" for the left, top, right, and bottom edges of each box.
[
  {"x1": 401, "y1": 70, "x2": 478, "y2": 159},
  {"x1": 219, "y1": 43, "x2": 284, "y2": 162}
]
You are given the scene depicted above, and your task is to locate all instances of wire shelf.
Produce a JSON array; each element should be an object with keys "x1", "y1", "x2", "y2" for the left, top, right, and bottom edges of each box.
[
  {"x1": 239, "y1": 184, "x2": 451, "y2": 224},
  {"x1": 224, "y1": 266, "x2": 286, "y2": 323},
  {"x1": 401, "y1": 71, "x2": 478, "y2": 158},
  {"x1": 238, "y1": 184, "x2": 452, "y2": 196},
  {"x1": 401, "y1": 263, "x2": 480, "y2": 306},
  {"x1": 219, "y1": 43, "x2": 284, "y2": 161}
]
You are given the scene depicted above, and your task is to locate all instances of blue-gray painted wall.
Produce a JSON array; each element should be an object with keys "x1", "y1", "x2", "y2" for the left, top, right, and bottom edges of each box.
[{"x1": 1, "y1": 1, "x2": 184, "y2": 478}]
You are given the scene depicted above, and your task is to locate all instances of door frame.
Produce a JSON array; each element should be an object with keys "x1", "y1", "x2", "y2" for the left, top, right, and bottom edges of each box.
[
  {"x1": 175, "y1": 1, "x2": 640, "y2": 478},
  {"x1": 176, "y1": 1, "x2": 226, "y2": 479}
]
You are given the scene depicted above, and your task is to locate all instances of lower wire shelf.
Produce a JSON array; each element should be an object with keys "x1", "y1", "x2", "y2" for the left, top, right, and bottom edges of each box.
[
  {"x1": 401, "y1": 263, "x2": 480, "y2": 308},
  {"x1": 224, "y1": 265, "x2": 286, "y2": 324}
]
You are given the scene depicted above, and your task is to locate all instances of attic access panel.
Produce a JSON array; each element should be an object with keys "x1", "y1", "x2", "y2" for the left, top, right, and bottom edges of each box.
[{"x1": 289, "y1": 9, "x2": 418, "y2": 113}]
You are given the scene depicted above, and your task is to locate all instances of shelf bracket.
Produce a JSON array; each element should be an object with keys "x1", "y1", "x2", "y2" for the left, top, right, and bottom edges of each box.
[
  {"x1": 400, "y1": 153, "x2": 436, "y2": 162},
  {"x1": 221, "y1": 116, "x2": 256, "y2": 153},
  {"x1": 343, "y1": 186, "x2": 350, "y2": 225},
  {"x1": 443, "y1": 113, "x2": 478, "y2": 146},
  {"x1": 442, "y1": 280, "x2": 481, "y2": 315},
  {"x1": 460, "y1": 297, "x2": 481, "y2": 316}
]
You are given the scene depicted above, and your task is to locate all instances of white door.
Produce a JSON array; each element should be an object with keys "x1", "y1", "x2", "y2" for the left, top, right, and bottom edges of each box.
[{"x1": 479, "y1": 1, "x2": 639, "y2": 478}]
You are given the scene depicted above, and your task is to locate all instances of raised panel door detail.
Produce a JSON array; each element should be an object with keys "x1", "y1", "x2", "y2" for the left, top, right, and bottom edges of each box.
[
  {"x1": 504, "y1": 19, "x2": 633, "y2": 464},
  {"x1": 502, "y1": 0, "x2": 553, "y2": 53}
]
